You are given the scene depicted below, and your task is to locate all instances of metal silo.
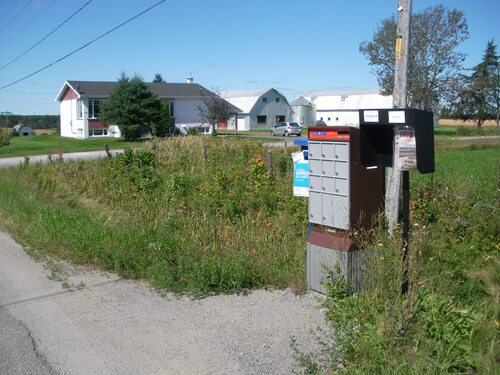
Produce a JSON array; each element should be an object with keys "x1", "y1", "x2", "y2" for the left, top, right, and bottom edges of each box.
[{"x1": 291, "y1": 97, "x2": 316, "y2": 127}]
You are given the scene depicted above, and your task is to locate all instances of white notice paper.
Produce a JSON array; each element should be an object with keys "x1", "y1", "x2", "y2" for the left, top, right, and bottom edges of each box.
[
  {"x1": 389, "y1": 111, "x2": 406, "y2": 124},
  {"x1": 363, "y1": 110, "x2": 379, "y2": 122}
]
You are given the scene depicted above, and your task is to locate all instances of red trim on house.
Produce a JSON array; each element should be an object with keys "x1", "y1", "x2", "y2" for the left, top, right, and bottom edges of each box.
[
  {"x1": 89, "y1": 119, "x2": 107, "y2": 129},
  {"x1": 61, "y1": 87, "x2": 78, "y2": 101}
]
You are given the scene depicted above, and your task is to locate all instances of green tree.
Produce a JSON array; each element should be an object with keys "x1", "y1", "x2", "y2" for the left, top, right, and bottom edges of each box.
[
  {"x1": 153, "y1": 73, "x2": 165, "y2": 83},
  {"x1": 151, "y1": 101, "x2": 171, "y2": 137},
  {"x1": 100, "y1": 73, "x2": 162, "y2": 141},
  {"x1": 453, "y1": 40, "x2": 500, "y2": 127},
  {"x1": 359, "y1": 4, "x2": 469, "y2": 112}
]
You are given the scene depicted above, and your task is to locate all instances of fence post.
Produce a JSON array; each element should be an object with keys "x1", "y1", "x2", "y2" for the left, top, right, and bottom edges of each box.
[{"x1": 266, "y1": 150, "x2": 273, "y2": 176}]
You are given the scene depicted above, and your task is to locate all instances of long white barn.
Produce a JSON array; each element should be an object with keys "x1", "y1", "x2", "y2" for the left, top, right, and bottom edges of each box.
[{"x1": 302, "y1": 89, "x2": 393, "y2": 127}]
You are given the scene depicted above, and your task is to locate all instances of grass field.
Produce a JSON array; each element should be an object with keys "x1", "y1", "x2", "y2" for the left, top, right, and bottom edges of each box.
[
  {"x1": 0, "y1": 134, "x2": 139, "y2": 157},
  {"x1": 0, "y1": 135, "x2": 497, "y2": 372}
]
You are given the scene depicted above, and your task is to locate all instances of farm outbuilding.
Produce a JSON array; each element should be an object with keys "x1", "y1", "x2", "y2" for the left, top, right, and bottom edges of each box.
[
  {"x1": 302, "y1": 89, "x2": 393, "y2": 127},
  {"x1": 290, "y1": 97, "x2": 316, "y2": 127},
  {"x1": 12, "y1": 124, "x2": 33, "y2": 136},
  {"x1": 220, "y1": 88, "x2": 292, "y2": 131}
]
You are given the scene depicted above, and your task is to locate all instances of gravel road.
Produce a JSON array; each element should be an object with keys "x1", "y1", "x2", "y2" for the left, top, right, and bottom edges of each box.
[{"x1": 0, "y1": 231, "x2": 327, "y2": 375}]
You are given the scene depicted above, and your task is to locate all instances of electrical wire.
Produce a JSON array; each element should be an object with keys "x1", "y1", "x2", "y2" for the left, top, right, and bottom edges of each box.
[
  {"x1": 0, "y1": 0, "x2": 20, "y2": 23},
  {"x1": 0, "y1": 0, "x2": 92, "y2": 71},
  {"x1": 0, "y1": 0, "x2": 166, "y2": 90},
  {"x1": 0, "y1": 0, "x2": 31, "y2": 34}
]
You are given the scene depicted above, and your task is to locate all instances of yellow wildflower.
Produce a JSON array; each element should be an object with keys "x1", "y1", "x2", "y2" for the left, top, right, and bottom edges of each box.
[
  {"x1": 379, "y1": 256, "x2": 385, "y2": 261},
  {"x1": 378, "y1": 243, "x2": 383, "y2": 247},
  {"x1": 494, "y1": 320, "x2": 499, "y2": 328}
]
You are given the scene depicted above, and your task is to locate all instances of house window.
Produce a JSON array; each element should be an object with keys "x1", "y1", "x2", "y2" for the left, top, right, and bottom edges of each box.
[
  {"x1": 328, "y1": 117, "x2": 331, "y2": 121},
  {"x1": 276, "y1": 115, "x2": 285, "y2": 123},
  {"x1": 262, "y1": 97, "x2": 268, "y2": 103},
  {"x1": 89, "y1": 129, "x2": 108, "y2": 137},
  {"x1": 320, "y1": 117, "x2": 323, "y2": 120},
  {"x1": 257, "y1": 115, "x2": 267, "y2": 124},
  {"x1": 341, "y1": 95, "x2": 347, "y2": 101},
  {"x1": 77, "y1": 100, "x2": 83, "y2": 119},
  {"x1": 311, "y1": 96, "x2": 316, "y2": 102},
  {"x1": 276, "y1": 97, "x2": 280, "y2": 103},
  {"x1": 88, "y1": 99, "x2": 101, "y2": 119}
]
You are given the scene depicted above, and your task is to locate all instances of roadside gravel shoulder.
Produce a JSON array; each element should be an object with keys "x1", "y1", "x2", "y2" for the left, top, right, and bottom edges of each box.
[{"x1": 0, "y1": 230, "x2": 328, "y2": 375}]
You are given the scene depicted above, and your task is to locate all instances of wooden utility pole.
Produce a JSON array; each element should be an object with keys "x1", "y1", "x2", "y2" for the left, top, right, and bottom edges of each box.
[{"x1": 385, "y1": 0, "x2": 412, "y2": 231}]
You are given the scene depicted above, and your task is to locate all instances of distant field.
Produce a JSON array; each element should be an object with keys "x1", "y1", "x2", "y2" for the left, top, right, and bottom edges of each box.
[
  {"x1": 0, "y1": 134, "x2": 138, "y2": 157},
  {"x1": 439, "y1": 118, "x2": 498, "y2": 127},
  {"x1": 33, "y1": 128, "x2": 57, "y2": 135}
]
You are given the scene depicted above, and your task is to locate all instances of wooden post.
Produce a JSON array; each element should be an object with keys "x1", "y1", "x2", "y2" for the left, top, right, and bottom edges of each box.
[
  {"x1": 266, "y1": 150, "x2": 273, "y2": 175},
  {"x1": 202, "y1": 144, "x2": 208, "y2": 163},
  {"x1": 386, "y1": 0, "x2": 412, "y2": 232}
]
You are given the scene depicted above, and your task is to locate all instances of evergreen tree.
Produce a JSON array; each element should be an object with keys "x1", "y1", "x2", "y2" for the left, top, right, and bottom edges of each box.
[
  {"x1": 151, "y1": 101, "x2": 171, "y2": 137},
  {"x1": 100, "y1": 73, "x2": 162, "y2": 140},
  {"x1": 454, "y1": 40, "x2": 499, "y2": 127},
  {"x1": 153, "y1": 73, "x2": 165, "y2": 83}
]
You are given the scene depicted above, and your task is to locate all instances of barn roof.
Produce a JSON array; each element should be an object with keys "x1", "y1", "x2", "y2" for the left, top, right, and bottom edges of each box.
[
  {"x1": 302, "y1": 88, "x2": 392, "y2": 111},
  {"x1": 220, "y1": 88, "x2": 289, "y2": 114}
]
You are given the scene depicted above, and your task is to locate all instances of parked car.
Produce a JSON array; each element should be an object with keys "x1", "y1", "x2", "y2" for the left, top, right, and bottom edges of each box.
[
  {"x1": 315, "y1": 120, "x2": 327, "y2": 126},
  {"x1": 270, "y1": 122, "x2": 302, "y2": 137}
]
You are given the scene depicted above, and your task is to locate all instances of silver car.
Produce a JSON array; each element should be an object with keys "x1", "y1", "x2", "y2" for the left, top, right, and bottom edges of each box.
[{"x1": 270, "y1": 122, "x2": 302, "y2": 137}]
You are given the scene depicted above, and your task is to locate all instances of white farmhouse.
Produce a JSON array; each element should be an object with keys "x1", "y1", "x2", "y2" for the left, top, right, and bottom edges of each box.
[
  {"x1": 220, "y1": 88, "x2": 292, "y2": 131},
  {"x1": 302, "y1": 89, "x2": 393, "y2": 127},
  {"x1": 55, "y1": 80, "x2": 240, "y2": 139}
]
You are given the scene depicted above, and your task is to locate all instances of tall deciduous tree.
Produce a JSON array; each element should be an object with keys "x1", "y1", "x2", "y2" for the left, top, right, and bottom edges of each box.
[
  {"x1": 197, "y1": 90, "x2": 236, "y2": 136},
  {"x1": 359, "y1": 4, "x2": 469, "y2": 112},
  {"x1": 100, "y1": 73, "x2": 162, "y2": 141}
]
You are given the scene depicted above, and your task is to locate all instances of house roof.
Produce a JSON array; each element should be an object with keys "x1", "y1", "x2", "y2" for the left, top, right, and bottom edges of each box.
[
  {"x1": 55, "y1": 80, "x2": 241, "y2": 113},
  {"x1": 220, "y1": 88, "x2": 289, "y2": 114},
  {"x1": 56, "y1": 80, "x2": 224, "y2": 101}
]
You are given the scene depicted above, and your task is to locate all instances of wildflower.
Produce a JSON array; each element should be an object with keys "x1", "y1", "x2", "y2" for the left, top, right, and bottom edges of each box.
[
  {"x1": 378, "y1": 243, "x2": 383, "y2": 247},
  {"x1": 417, "y1": 280, "x2": 425, "y2": 286},
  {"x1": 494, "y1": 320, "x2": 499, "y2": 328},
  {"x1": 379, "y1": 256, "x2": 384, "y2": 261}
]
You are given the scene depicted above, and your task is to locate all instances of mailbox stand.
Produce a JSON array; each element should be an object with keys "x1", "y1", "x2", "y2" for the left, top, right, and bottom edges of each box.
[
  {"x1": 306, "y1": 126, "x2": 384, "y2": 293},
  {"x1": 306, "y1": 109, "x2": 435, "y2": 294}
]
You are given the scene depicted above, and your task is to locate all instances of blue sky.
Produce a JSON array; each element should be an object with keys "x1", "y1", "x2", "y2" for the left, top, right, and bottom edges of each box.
[{"x1": 0, "y1": 0, "x2": 498, "y2": 115}]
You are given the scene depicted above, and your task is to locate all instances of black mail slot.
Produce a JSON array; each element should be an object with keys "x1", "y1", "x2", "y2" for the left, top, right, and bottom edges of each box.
[{"x1": 359, "y1": 108, "x2": 435, "y2": 174}]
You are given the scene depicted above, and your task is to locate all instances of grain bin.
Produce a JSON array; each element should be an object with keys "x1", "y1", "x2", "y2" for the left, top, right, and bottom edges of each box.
[{"x1": 291, "y1": 97, "x2": 316, "y2": 127}]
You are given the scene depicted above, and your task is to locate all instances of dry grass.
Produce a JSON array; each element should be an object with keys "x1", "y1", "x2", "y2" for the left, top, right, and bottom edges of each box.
[
  {"x1": 439, "y1": 119, "x2": 498, "y2": 127},
  {"x1": 33, "y1": 128, "x2": 57, "y2": 135}
]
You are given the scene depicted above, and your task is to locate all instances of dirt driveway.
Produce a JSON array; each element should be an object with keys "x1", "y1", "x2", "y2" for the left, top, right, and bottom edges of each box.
[{"x1": 0, "y1": 231, "x2": 327, "y2": 375}]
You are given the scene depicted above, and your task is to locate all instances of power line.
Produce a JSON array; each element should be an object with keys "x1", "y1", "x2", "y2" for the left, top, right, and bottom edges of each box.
[
  {"x1": 0, "y1": 0, "x2": 20, "y2": 23},
  {"x1": 0, "y1": 0, "x2": 31, "y2": 34},
  {"x1": 0, "y1": 0, "x2": 59, "y2": 48},
  {"x1": 0, "y1": 0, "x2": 93, "y2": 71},
  {"x1": 0, "y1": 0, "x2": 166, "y2": 90}
]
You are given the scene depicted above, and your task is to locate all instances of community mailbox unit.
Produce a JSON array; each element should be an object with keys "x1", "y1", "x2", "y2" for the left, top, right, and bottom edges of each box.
[
  {"x1": 306, "y1": 108, "x2": 434, "y2": 294},
  {"x1": 306, "y1": 126, "x2": 384, "y2": 293}
]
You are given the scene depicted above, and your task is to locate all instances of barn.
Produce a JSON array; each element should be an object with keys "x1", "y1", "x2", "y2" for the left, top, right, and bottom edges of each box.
[
  {"x1": 12, "y1": 124, "x2": 33, "y2": 136},
  {"x1": 220, "y1": 88, "x2": 292, "y2": 131},
  {"x1": 302, "y1": 89, "x2": 393, "y2": 127}
]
